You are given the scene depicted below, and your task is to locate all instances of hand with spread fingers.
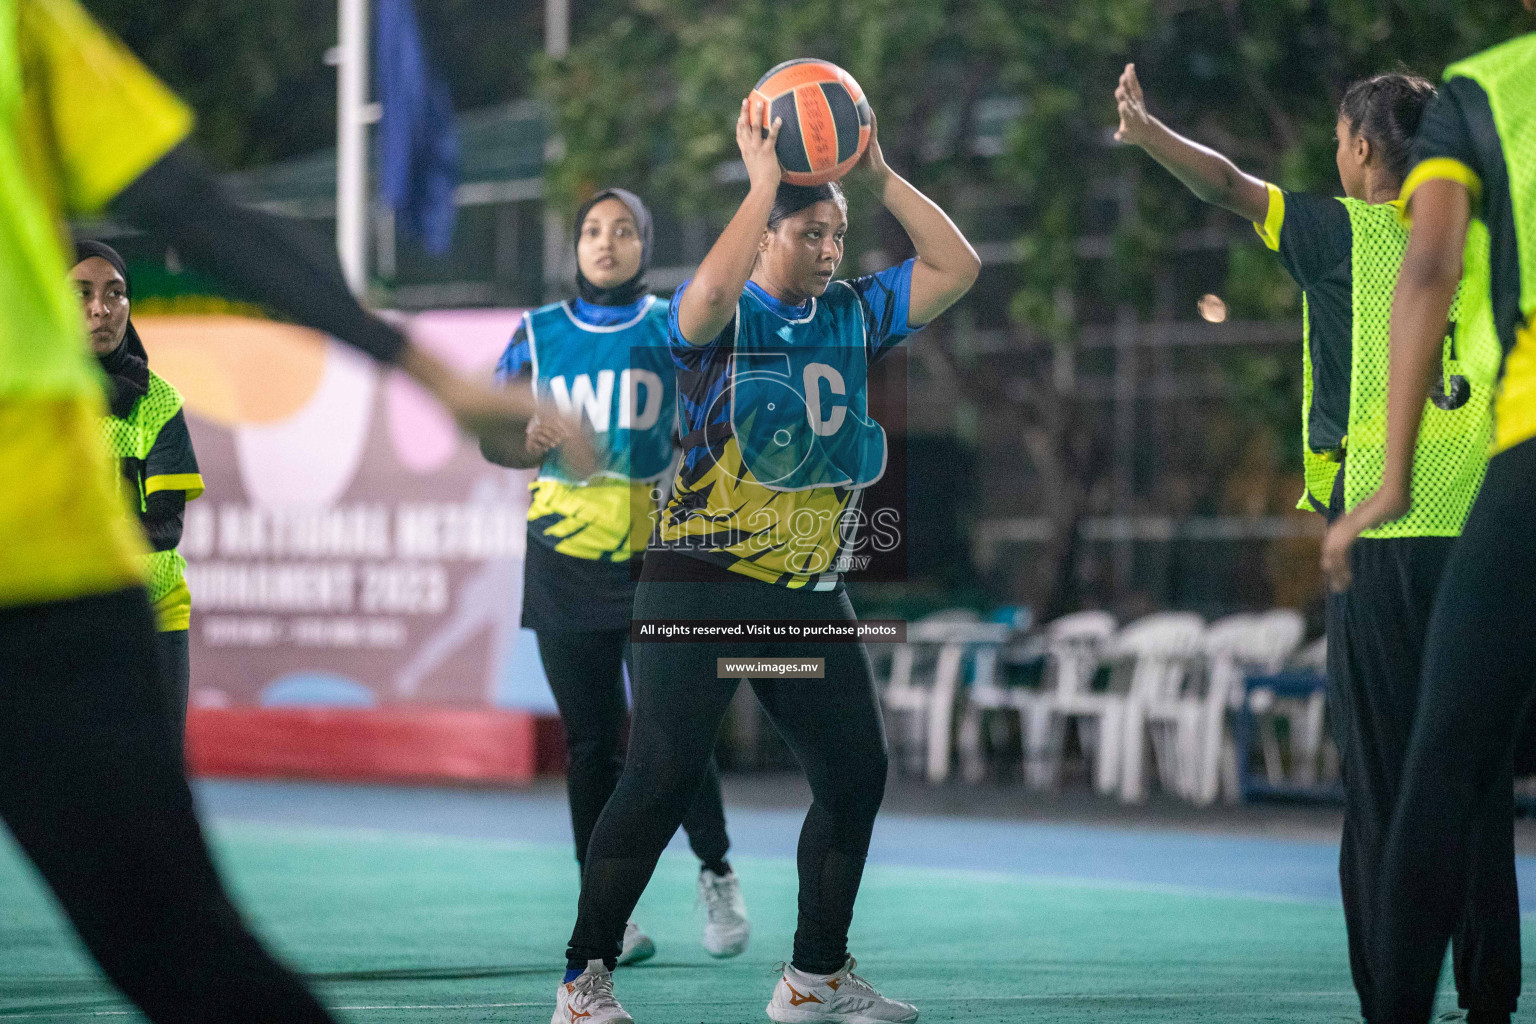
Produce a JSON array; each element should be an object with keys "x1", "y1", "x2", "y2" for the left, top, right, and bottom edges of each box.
[
  {"x1": 401, "y1": 342, "x2": 596, "y2": 478},
  {"x1": 738, "y1": 95, "x2": 784, "y2": 192},
  {"x1": 854, "y1": 110, "x2": 890, "y2": 184},
  {"x1": 525, "y1": 414, "x2": 573, "y2": 459},
  {"x1": 1114, "y1": 63, "x2": 1156, "y2": 147}
]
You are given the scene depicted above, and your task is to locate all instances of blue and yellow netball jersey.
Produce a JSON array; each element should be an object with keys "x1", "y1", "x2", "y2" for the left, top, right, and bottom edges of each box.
[
  {"x1": 656, "y1": 260, "x2": 916, "y2": 591},
  {"x1": 496, "y1": 295, "x2": 676, "y2": 562}
]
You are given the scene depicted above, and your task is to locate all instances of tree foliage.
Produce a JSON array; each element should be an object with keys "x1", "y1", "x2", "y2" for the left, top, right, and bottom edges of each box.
[
  {"x1": 82, "y1": 0, "x2": 543, "y2": 169},
  {"x1": 541, "y1": 0, "x2": 1532, "y2": 611},
  {"x1": 79, "y1": 0, "x2": 1535, "y2": 609},
  {"x1": 543, "y1": 0, "x2": 1531, "y2": 332}
]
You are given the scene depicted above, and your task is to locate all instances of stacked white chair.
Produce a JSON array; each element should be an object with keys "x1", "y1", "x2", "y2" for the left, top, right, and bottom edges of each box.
[
  {"x1": 1191, "y1": 609, "x2": 1306, "y2": 805},
  {"x1": 1291, "y1": 635, "x2": 1333, "y2": 786},
  {"x1": 1113, "y1": 612, "x2": 1208, "y2": 803},
  {"x1": 956, "y1": 628, "x2": 1038, "y2": 784},
  {"x1": 881, "y1": 609, "x2": 1009, "y2": 783},
  {"x1": 1242, "y1": 625, "x2": 1324, "y2": 789},
  {"x1": 1022, "y1": 611, "x2": 1121, "y2": 793}
]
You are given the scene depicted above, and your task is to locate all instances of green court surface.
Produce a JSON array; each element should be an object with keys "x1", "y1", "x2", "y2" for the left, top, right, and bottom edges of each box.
[{"x1": 0, "y1": 819, "x2": 1501, "y2": 1023}]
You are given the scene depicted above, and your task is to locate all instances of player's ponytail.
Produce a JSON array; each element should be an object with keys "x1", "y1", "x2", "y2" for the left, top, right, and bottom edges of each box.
[{"x1": 1339, "y1": 73, "x2": 1436, "y2": 188}]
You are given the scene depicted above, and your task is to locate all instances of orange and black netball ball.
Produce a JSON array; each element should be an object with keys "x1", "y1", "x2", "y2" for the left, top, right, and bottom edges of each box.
[{"x1": 750, "y1": 59, "x2": 872, "y2": 186}]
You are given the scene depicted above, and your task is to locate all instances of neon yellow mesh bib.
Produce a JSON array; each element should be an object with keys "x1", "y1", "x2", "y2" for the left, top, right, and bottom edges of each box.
[
  {"x1": 1342, "y1": 198, "x2": 1496, "y2": 538},
  {"x1": 1296, "y1": 292, "x2": 1343, "y2": 511},
  {"x1": 1448, "y1": 35, "x2": 1536, "y2": 337},
  {"x1": 99, "y1": 372, "x2": 187, "y2": 606},
  {"x1": 1446, "y1": 36, "x2": 1536, "y2": 455}
]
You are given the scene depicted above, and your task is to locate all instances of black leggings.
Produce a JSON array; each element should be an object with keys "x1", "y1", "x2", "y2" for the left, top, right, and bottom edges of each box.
[
  {"x1": 1372, "y1": 438, "x2": 1536, "y2": 1024},
  {"x1": 535, "y1": 629, "x2": 730, "y2": 873},
  {"x1": 1327, "y1": 536, "x2": 1518, "y2": 1021},
  {"x1": 0, "y1": 588, "x2": 332, "y2": 1024},
  {"x1": 566, "y1": 577, "x2": 889, "y2": 975},
  {"x1": 158, "y1": 627, "x2": 191, "y2": 730}
]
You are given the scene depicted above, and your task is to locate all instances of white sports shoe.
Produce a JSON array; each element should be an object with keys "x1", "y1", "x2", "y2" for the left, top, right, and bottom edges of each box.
[
  {"x1": 616, "y1": 920, "x2": 655, "y2": 966},
  {"x1": 698, "y1": 867, "x2": 751, "y2": 957},
  {"x1": 766, "y1": 958, "x2": 918, "y2": 1023},
  {"x1": 552, "y1": 960, "x2": 633, "y2": 1024}
]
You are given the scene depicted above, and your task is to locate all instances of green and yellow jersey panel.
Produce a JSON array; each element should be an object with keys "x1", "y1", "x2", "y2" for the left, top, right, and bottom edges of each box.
[
  {"x1": 0, "y1": 0, "x2": 192, "y2": 607},
  {"x1": 100, "y1": 372, "x2": 203, "y2": 630},
  {"x1": 3, "y1": 0, "x2": 193, "y2": 400},
  {"x1": 1337, "y1": 199, "x2": 1495, "y2": 538},
  {"x1": 1406, "y1": 34, "x2": 1536, "y2": 454}
]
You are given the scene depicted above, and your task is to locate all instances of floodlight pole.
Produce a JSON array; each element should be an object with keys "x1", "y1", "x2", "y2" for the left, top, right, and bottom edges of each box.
[
  {"x1": 546, "y1": 0, "x2": 569, "y2": 58},
  {"x1": 336, "y1": 0, "x2": 371, "y2": 295},
  {"x1": 542, "y1": 0, "x2": 569, "y2": 301}
]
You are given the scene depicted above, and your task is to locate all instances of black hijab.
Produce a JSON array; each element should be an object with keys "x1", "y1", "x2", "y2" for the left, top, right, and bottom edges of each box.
[
  {"x1": 573, "y1": 187, "x2": 653, "y2": 307},
  {"x1": 75, "y1": 240, "x2": 149, "y2": 418}
]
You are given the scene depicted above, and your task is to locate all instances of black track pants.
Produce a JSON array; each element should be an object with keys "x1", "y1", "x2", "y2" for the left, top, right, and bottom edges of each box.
[
  {"x1": 157, "y1": 627, "x2": 190, "y2": 730},
  {"x1": 565, "y1": 577, "x2": 889, "y2": 975},
  {"x1": 535, "y1": 628, "x2": 730, "y2": 873},
  {"x1": 0, "y1": 588, "x2": 333, "y2": 1024},
  {"x1": 1371, "y1": 439, "x2": 1536, "y2": 1024},
  {"x1": 1327, "y1": 536, "x2": 1519, "y2": 1021}
]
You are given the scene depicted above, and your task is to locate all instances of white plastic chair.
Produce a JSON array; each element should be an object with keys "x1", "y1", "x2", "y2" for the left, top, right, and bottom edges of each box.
[
  {"x1": 956, "y1": 629, "x2": 1038, "y2": 784},
  {"x1": 1114, "y1": 612, "x2": 1208, "y2": 803},
  {"x1": 1290, "y1": 635, "x2": 1327, "y2": 671},
  {"x1": 956, "y1": 615, "x2": 1056, "y2": 784},
  {"x1": 1025, "y1": 611, "x2": 1121, "y2": 793},
  {"x1": 1289, "y1": 636, "x2": 1337, "y2": 786},
  {"x1": 881, "y1": 610, "x2": 1008, "y2": 783},
  {"x1": 1191, "y1": 609, "x2": 1306, "y2": 805},
  {"x1": 1254, "y1": 627, "x2": 1326, "y2": 787}
]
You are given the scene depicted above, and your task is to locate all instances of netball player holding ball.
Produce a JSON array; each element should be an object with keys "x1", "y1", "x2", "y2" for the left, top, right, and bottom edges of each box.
[
  {"x1": 552, "y1": 60, "x2": 980, "y2": 1024},
  {"x1": 485, "y1": 187, "x2": 748, "y2": 966}
]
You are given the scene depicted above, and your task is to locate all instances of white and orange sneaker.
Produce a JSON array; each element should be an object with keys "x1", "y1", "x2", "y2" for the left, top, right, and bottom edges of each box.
[
  {"x1": 765, "y1": 958, "x2": 918, "y2": 1023},
  {"x1": 552, "y1": 960, "x2": 633, "y2": 1024}
]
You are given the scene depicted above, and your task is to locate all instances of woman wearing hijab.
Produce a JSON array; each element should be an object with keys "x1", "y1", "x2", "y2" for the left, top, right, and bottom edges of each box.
[
  {"x1": 72, "y1": 240, "x2": 204, "y2": 728},
  {"x1": 483, "y1": 189, "x2": 749, "y2": 966}
]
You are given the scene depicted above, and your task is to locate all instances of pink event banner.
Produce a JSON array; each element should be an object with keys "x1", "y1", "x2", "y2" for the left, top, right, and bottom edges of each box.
[{"x1": 137, "y1": 309, "x2": 555, "y2": 714}]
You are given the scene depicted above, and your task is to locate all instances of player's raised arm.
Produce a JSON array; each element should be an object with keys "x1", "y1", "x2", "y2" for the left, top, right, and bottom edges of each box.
[
  {"x1": 108, "y1": 145, "x2": 593, "y2": 475},
  {"x1": 675, "y1": 99, "x2": 783, "y2": 345},
  {"x1": 856, "y1": 113, "x2": 981, "y2": 326},
  {"x1": 1114, "y1": 63, "x2": 1270, "y2": 224}
]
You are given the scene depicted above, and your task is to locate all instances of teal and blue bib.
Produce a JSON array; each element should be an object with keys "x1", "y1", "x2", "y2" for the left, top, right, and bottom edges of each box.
[
  {"x1": 524, "y1": 296, "x2": 676, "y2": 484},
  {"x1": 729, "y1": 286, "x2": 887, "y2": 491}
]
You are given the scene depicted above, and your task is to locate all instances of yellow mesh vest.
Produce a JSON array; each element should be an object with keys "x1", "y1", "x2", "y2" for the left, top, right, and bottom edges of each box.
[
  {"x1": 1342, "y1": 199, "x2": 1497, "y2": 538},
  {"x1": 1447, "y1": 36, "x2": 1536, "y2": 338},
  {"x1": 1445, "y1": 35, "x2": 1536, "y2": 454},
  {"x1": 0, "y1": 0, "x2": 100, "y2": 400},
  {"x1": 1296, "y1": 292, "x2": 1343, "y2": 511},
  {"x1": 98, "y1": 372, "x2": 188, "y2": 605}
]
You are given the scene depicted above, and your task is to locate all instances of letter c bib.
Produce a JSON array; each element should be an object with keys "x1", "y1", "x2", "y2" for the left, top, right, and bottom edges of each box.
[{"x1": 726, "y1": 287, "x2": 887, "y2": 491}]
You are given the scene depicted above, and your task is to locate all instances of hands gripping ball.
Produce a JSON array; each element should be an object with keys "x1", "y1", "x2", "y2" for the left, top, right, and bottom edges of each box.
[{"x1": 749, "y1": 59, "x2": 871, "y2": 186}]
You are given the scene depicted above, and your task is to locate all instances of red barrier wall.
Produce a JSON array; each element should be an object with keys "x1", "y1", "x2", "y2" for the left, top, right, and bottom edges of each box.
[{"x1": 187, "y1": 708, "x2": 551, "y2": 785}]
